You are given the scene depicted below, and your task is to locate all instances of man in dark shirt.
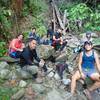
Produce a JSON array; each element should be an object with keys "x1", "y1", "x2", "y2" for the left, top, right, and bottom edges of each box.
[
  {"x1": 28, "y1": 27, "x2": 40, "y2": 44},
  {"x1": 52, "y1": 28, "x2": 67, "y2": 51},
  {"x1": 20, "y1": 39, "x2": 47, "y2": 80}
]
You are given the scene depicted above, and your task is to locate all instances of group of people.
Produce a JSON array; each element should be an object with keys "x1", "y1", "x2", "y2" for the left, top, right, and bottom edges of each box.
[
  {"x1": 8, "y1": 27, "x2": 100, "y2": 99},
  {"x1": 8, "y1": 27, "x2": 67, "y2": 82}
]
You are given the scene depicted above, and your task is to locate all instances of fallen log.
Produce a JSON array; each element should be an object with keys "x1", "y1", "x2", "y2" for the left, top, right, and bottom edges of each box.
[{"x1": 52, "y1": 0, "x2": 64, "y2": 29}]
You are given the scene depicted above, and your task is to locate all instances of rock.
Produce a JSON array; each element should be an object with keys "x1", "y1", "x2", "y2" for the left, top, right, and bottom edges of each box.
[
  {"x1": 0, "y1": 69, "x2": 10, "y2": 79},
  {"x1": 67, "y1": 36, "x2": 80, "y2": 48},
  {"x1": 35, "y1": 77, "x2": 43, "y2": 84},
  {"x1": 0, "y1": 56, "x2": 20, "y2": 63},
  {"x1": 32, "y1": 84, "x2": 46, "y2": 94},
  {"x1": 91, "y1": 90, "x2": 100, "y2": 100},
  {"x1": 0, "y1": 61, "x2": 9, "y2": 69},
  {"x1": 63, "y1": 93, "x2": 87, "y2": 100},
  {"x1": 56, "y1": 53, "x2": 67, "y2": 62},
  {"x1": 24, "y1": 86, "x2": 36, "y2": 100},
  {"x1": 36, "y1": 45, "x2": 55, "y2": 59},
  {"x1": 19, "y1": 80, "x2": 27, "y2": 88},
  {"x1": 62, "y1": 78, "x2": 71, "y2": 85},
  {"x1": 93, "y1": 38, "x2": 100, "y2": 46},
  {"x1": 45, "y1": 89, "x2": 63, "y2": 100},
  {"x1": 47, "y1": 72, "x2": 54, "y2": 78},
  {"x1": 7, "y1": 70, "x2": 18, "y2": 80},
  {"x1": 54, "y1": 73, "x2": 60, "y2": 80},
  {"x1": 16, "y1": 68, "x2": 32, "y2": 79},
  {"x1": 24, "y1": 65, "x2": 38, "y2": 75},
  {"x1": 11, "y1": 88, "x2": 25, "y2": 100}
]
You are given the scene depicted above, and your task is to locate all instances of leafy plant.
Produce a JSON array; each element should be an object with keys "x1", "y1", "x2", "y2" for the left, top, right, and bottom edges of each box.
[
  {"x1": 0, "y1": 41, "x2": 7, "y2": 57},
  {"x1": 59, "y1": 3, "x2": 100, "y2": 32}
]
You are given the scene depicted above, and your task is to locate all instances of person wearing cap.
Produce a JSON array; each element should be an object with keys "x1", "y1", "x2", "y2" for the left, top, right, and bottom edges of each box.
[
  {"x1": 52, "y1": 28, "x2": 67, "y2": 51},
  {"x1": 81, "y1": 31, "x2": 92, "y2": 45},
  {"x1": 71, "y1": 41, "x2": 100, "y2": 99}
]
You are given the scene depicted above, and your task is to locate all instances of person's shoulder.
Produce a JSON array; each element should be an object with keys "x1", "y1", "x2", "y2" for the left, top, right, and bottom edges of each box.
[
  {"x1": 11, "y1": 38, "x2": 18, "y2": 42},
  {"x1": 93, "y1": 50, "x2": 98, "y2": 57},
  {"x1": 79, "y1": 51, "x2": 84, "y2": 56}
]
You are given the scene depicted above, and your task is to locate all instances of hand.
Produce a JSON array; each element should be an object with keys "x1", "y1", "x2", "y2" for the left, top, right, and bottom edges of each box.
[
  {"x1": 18, "y1": 49, "x2": 23, "y2": 52},
  {"x1": 80, "y1": 72, "x2": 86, "y2": 80},
  {"x1": 39, "y1": 59, "x2": 45, "y2": 67}
]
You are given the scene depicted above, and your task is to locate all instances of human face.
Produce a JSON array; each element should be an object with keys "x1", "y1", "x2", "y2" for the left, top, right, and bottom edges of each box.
[
  {"x1": 84, "y1": 44, "x2": 92, "y2": 51},
  {"x1": 57, "y1": 29, "x2": 62, "y2": 33},
  {"x1": 32, "y1": 29, "x2": 36, "y2": 33},
  {"x1": 29, "y1": 40, "x2": 37, "y2": 50},
  {"x1": 18, "y1": 35, "x2": 23, "y2": 41}
]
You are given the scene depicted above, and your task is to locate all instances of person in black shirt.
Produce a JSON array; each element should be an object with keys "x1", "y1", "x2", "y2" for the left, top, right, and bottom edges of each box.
[
  {"x1": 28, "y1": 27, "x2": 41, "y2": 44},
  {"x1": 52, "y1": 28, "x2": 67, "y2": 51},
  {"x1": 20, "y1": 39, "x2": 47, "y2": 80}
]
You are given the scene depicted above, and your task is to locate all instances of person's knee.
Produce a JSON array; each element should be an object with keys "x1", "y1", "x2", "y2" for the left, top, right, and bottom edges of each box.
[{"x1": 72, "y1": 75, "x2": 77, "y2": 82}]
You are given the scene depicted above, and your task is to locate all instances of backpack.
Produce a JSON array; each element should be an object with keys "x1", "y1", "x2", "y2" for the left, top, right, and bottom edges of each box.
[{"x1": 56, "y1": 63, "x2": 69, "y2": 79}]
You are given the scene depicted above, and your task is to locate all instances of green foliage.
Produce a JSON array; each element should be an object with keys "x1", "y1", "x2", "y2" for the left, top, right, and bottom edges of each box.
[
  {"x1": 37, "y1": 26, "x2": 46, "y2": 37},
  {"x1": 23, "y1": 0, "x2": 48, "y2": 17},
  {"x1": 22, "y1": 0, "x2": 48, "y2": 37},
  {"x1": 0, "y1": 87, "x2": 18, "y2": 100},
  {"x1": 68, "y1": 3, "x2": 92, "y2": 20},
  {"x1": 0, "y1": 41, "x2": 7, "y2": 57},
  {"x1": 0, "y1": 87, "x2": 11, "y2": 100},
  {"x1": 60, "y1": 3, "x2": 100, "y2": 32},
  {"x1": 0, "y1": 7, "x2": 12, "y2": 39}
]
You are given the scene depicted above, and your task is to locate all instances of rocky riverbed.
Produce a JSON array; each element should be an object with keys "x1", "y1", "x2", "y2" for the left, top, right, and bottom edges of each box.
[{"x1": 0, "y1": 33, "x2": 100, "y2": 100}]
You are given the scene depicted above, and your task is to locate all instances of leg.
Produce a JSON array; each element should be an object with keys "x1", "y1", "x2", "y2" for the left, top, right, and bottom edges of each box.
[
  {"x1": 89, "y1": 73, "x2": 100, "y2": 92},
  {"x1": 71, "y1": 70, "x2": 81, "y2": 94},
  {"x1": 83, "y1": 73, "x2": 100, "y2": 100}
]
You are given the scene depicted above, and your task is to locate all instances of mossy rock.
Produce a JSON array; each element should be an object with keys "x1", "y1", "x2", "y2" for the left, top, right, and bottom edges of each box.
[{"x1": 0, "y1": 56, "x2": 20, "y2": 63}]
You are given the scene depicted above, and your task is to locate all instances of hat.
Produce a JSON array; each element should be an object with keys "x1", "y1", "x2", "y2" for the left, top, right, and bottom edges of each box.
[
  {"x1": 86, "y1": 31, "x2": 92, "y2": 35},
  {"x1": 84, "y1": 41, "x2": 92, "y2": 46}
]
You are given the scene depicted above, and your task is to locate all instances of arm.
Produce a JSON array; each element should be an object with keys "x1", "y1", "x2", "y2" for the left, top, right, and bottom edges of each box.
[
  {"x1": 33, "y1": 49, "x2": 40, "y2": 62},
  {"x1": 60, "y1": 37, "x2": 63, "y2": 44},
  {"x1": 94, "y1": 52, "x2": 100, "y2": 73},
  {"x1": 78, "y1": 52, "x2": 83, "y2": 75}
]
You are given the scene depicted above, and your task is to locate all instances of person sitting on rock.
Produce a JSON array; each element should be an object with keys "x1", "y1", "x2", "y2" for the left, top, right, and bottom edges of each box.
[
  {"x1": 52, "y1": 28, "x2": 67, "y2": 51},
  {"x1": 81, "y1": 31, "x2": 93, "y2": 45},
  {"x1": 20, "y1": 39, "x2": 47, "y2": 82},
  {"x1": 9, "y1": 34, "x2": 25, "y2": 58},
  {"x1": 71, "y1": 41, "x2": 100, "y2": 100},
  {"x1": 43, "y1": 26, "x2": 54, "y2": 45},
  {"x1": 28, "y1": 27, "x2": 41, "y2": 44}
]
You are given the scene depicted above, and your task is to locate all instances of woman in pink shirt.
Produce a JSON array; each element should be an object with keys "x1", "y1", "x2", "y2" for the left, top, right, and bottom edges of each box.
[{"x1": 9, "y1": 34, "x2": 25, "y2": 58}]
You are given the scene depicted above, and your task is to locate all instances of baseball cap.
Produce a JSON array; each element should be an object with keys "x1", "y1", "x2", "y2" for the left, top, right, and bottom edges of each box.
[{"x1": 84, "y1": 41, "x2": 92, "y2": 46}]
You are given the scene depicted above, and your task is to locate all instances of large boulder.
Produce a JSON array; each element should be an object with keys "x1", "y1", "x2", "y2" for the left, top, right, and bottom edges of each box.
[
  {"x1": 32, "y1": 84, "x2": 46, "y2": 94},
  {"x1": 11, "y1": 88, "x2": 25, "y2": 100},
  {"x1": 66, "y1": 35, "x2": 80, "y2": 48},
  {"x1": 36, "y1": 45, "x2": 55, "y2": 59},
  {"x1": 0, "y1": 69, "x2": 10, "y2": 79},
  {"x1": 0, "y1": 61, "x2": 9, "y2": 69},
  {"x1": 16, "y1": 68, "x2": 32, "y2": 79},
  {"x1": 19, "y1": 80, "x2": 27, "y2": 88},
  {"x1": 56, "y1": 53, "x2": 67, "y2": 62},
  {"x1": 45, "y1": 89, "x2": 63, "y2": 100}
]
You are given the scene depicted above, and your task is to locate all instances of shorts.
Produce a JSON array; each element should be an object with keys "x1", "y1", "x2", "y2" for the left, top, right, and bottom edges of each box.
[{"x1": 82, "y1": 67, "x2": 97, "y2": 77}]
